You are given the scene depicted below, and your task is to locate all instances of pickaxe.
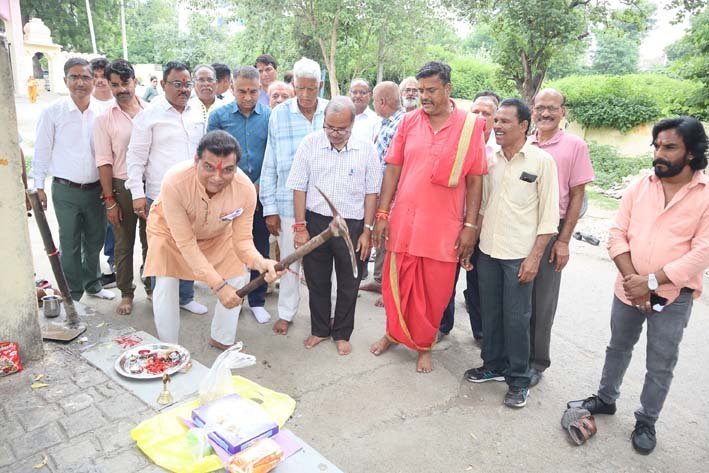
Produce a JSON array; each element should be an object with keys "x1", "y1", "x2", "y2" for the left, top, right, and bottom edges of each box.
[{"x1": 236, "y1": 186, "x2": 358, "y2": 298}]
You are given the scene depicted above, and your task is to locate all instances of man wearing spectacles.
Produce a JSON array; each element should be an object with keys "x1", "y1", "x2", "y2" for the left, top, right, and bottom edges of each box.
[
  {"x1": 189, "y1": 64, "x2": 223, "y2": 129},
  {"x1": 31, "y1": 57, "x2": 115, "y2": 301},
  {"x1": 348, "y1": 79, "x2": 380, "y2": 142},
  {"x1": 287, "y1": 97, "x2": 381, "y2": 356},
  {"x1": 126, "y1": 60, "x2": 208, "y2": 315},
  {"x1": 526, "y1": 88, "x2": 595, "y2": 388},
  {"x1": 399, "y1": 76, "x2": 419, "y2": 112}
]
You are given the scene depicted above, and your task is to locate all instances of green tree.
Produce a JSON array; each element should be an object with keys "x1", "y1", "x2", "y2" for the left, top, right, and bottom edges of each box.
[
  {"x1": 446, "y1": 0, "x2": 693, "y2": 104},
  {"x1": 20, "y1": 0, "x2": 122, "y2": 56},
  {"x1": 665, "y1": 7, "x2": 709, "y2": 118},
  {"x1": 591, "y1": 30, "x2": 640, "y2": 74}
]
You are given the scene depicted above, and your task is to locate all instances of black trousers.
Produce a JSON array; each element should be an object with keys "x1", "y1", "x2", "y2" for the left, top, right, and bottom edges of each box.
[
  {"x1": 248, "y1": 202, "x2": 271, "y2": 307},
  {"x1": 302, "y1": 210, "x2": 364, "y2": 341}
]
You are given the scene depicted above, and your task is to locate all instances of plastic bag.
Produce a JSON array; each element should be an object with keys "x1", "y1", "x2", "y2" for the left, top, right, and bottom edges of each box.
[
  {"x1": 0, "y1": 342, "x2": 23, "y2": 377},
  {"x1": 186, "y1": 427, "x2": 213, "y2": 463},
  {"x1": 199, "y1": 342, "x2": 256, "y2": 404},
  {"x1": 226, "y1": 438, "x2": 283, "y2": 473}
]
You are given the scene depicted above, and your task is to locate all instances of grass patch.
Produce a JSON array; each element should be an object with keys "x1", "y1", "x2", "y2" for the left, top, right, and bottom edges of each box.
[
  {"x1": 588, "y1": 141, "x2": 649, "y2": 189},
  {"x1": 587, "y1": 189, "x2": 619, "y2": 211}
]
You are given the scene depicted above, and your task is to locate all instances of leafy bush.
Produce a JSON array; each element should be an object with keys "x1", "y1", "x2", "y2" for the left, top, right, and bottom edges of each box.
[
  {"x1": 448, "y1": 56, "x2": 515, "y2": 99},
  {"x1": 547, "y1": 74, "x2": 705, "y2": 131},
  {"x1": 588, "y1": 141, "x2": 649, "y2": 189}
]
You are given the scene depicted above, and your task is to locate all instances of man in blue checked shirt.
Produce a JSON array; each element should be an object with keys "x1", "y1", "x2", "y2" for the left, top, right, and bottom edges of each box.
[
  {"x1": 208, "y1": 65, "x2": 272, "y2": 324},
  {"x1": 259, "y1": 57, "x2": 329, "y2": 335},
  {"x1": 359, "y1": 81, "x2": 405, "y2": 299}
]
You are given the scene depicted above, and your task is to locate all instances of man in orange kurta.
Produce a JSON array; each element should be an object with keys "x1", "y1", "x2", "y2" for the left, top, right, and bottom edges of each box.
[
  {"x1": 144, "y1": 130, "x2": 282, "y2": 349},
  {"x1": 369, "y1": 61, "x2": 487, "y2": 373}
]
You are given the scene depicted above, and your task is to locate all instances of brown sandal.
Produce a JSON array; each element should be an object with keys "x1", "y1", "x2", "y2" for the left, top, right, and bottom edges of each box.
[{"x1": 561, "y1": 407, "x2": 598, "y2": 446}]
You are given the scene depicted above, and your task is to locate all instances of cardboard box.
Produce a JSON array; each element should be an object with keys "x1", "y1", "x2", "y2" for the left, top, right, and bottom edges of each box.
[{"x1": 192, "y1": 394, "x2": 279, "y2": 455}]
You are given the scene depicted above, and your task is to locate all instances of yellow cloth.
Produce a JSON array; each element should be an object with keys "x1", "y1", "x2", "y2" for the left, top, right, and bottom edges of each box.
[
  {"x1": 479, "y1": 142, "x2": 560, "y2": 259},
  {"x1": 131, "y1": 376, "x2": 296, "y2": 473}
]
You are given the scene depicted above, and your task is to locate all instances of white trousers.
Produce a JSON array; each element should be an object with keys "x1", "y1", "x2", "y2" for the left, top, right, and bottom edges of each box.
[
  {"x1": 153, "y1": 274, "x2": 250, "y2": 345},
  {"x1": 275, "y1": 217, "x2": 302, "y2": 322}
]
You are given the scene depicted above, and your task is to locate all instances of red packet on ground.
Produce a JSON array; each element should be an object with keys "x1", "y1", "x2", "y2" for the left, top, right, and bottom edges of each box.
[{"x1": 0, "y1": 342, "x2": 23, "y2": 377}]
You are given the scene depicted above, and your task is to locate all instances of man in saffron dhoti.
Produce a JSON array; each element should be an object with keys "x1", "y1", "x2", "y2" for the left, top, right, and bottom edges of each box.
[{"x1": 369, "y1": 61, "x2": 487, "y2": 373}]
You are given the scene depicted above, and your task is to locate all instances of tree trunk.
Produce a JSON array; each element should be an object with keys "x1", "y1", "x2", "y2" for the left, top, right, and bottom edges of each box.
[
  {"x1": 0, "y1": 41, "x2": 44, "y2": 361},
  {"x1": 376, "y1": 29, "x2": 385, "y2": 84},
  {"x1": 517, "y1": 51, "x2": 545, "y2": 106}
]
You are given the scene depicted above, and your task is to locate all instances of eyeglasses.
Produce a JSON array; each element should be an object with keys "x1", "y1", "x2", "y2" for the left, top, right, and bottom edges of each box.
[
  {"x1": 67, "y1": 75, "x2": 93, "y2": 83},
  {"x1": 323, "y1": 124, "x2": 352, "y2": 134},
  {"x1": 196, "y1": 77, "x2": 216, "y2": 84},
  {"x1": 166, "y1": 80, "x2": 194, "y2": 90},
  {"x1": 349, "y1": 90, "x2": 370, "y2": 97},
  {"x1": 533, "y1": 105, "x2": 562, "y2": 114}
]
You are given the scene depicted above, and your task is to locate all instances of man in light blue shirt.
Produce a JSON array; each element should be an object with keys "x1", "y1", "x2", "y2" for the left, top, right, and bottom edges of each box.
[
  {"x1": 260, "y1": 57, "x2": 328, "y2": 335},
  {"x1": 208, "y1": 65, "x2": 272, "y2": 324}
]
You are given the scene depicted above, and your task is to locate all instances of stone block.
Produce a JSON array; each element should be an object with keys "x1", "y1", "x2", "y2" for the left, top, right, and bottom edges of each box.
[
  {"x1": 94, "y1": 382, "x2": 123, "y2": 399},
  {"x1": 58, "y1": 392, "x2": 96, "y2": 415},
  {"x1": 15, "y1": 404, "x2": 64, "y2": 432},
  {"x1": 39, "y1": 380, "x2": 82, "y2": 403},
  {"x1": 96, "y1": 392, "x2": 147, "y2": 421},
  {"x1": 58, "y1": 406, "x2": 106, "y2": 438},
  {"x1": 48, "y1": 435, "x2": 100, "y2": 471},
  {"x1": 72, "y1": 368, "x2": 110, "y2": 389},
  {"x1": 94, "y1": 450, "x2": 147, "y2": 473},
  {"x1": 9, "y1": 421, "x2": 64, "y2": 459},
  {"x1": 95, "y1": 420, "x2": 134, "y2": 453}
]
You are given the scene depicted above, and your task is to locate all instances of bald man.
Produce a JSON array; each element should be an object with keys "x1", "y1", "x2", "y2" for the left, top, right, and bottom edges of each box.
[
  {"x1": 527, "y1": 88, "x2": 595, "y2": 387},
  {"x1": 360, "y1": 82, "x2": 406, "y2": 298}
]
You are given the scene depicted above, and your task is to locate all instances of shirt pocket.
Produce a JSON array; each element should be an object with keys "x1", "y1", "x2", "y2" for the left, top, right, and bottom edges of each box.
[{"x1": 504, "y1": 171, "x2": 538, "y2": 208}]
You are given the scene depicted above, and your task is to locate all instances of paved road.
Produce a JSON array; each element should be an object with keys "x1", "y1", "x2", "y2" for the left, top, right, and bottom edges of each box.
[{"x1": 14, "y1": 94, "x2": 709, "y2": 472}]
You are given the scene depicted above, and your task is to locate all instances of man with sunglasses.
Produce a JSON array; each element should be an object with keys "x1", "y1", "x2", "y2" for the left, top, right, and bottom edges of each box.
[
  {"x1": 32, "y1": 57, "x2": 115, "y2": 302},
  {"x1": 126, "y1": 61, "x2": 208, "y2": 314},
  {"x1": 286, "y1": 97, "x2": 381, "y2": 356}
]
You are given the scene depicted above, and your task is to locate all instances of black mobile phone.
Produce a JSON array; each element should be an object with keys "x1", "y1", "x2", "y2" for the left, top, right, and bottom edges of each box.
[
  {"x1": 520, "y1": 171, "x2": 537, "y2": 183},
  {"x1": 650, "y1": 293, "x2": 668, "y2": 311}
]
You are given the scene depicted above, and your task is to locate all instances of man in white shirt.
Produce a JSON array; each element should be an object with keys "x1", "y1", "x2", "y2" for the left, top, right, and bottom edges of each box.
[
  {"x1": 212, "y1": 63, "x2": 233, "y2": 104},
  {"x1": 126, "y1": 61, "x2": 207, "y2": 315},
  {"x1": 349, "y1": 79, "x2": 381, "y2": 142},
  {"x1": 32, "y1": 57, "x2": 115, "y2": 302},
  {"x1": 90, "y1": 57, "x2": 118, "y2": 289},
  {"x1": 188, "y1": 64, "x2": 222, "y2": 131},
  {"x1": 287, "y1": 97, "x2": 381, "y2": 356}
]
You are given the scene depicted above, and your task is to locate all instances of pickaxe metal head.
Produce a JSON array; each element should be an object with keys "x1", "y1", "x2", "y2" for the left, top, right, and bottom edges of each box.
[{"x1": 315, "y1": 186, "x2": 359, "y2": 278}]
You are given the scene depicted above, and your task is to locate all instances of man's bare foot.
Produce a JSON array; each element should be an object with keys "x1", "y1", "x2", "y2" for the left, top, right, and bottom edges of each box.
[
  {"x1": 374, "y1": 297, "x2": 384, "y2": 308},
  {"x1": 273, "y1": 319, "x2": 290, "y2": 335},
  {"x1": 335, "y1": 340, "x2": 352, "y2": 356},
  {"x1": 304, "y1": 335, "x2": 328, "y2": 349},
  {"x1": 208, "y1": 337, "x2": 234, "y2": 351},
  {"x1": 416, "y1": 351, "x2": 433, "y2": 373},
  {"x1": 360, "y1": 281, "x2": 382, "y2": 294},
  {"x1": 116, "y1": 296, "x2": 133, "y2": 315},
  {"x1": 369, "y1": 336, "x2": 392, "y2": 356}
]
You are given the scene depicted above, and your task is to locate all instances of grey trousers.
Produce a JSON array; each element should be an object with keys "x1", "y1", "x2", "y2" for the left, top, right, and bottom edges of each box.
[
  {"x1": 530, "y1": 220, "x2": 563, "y2": 371},
  {"x1": 597, "y1": 292, "x2": 693, "y2": 425}
]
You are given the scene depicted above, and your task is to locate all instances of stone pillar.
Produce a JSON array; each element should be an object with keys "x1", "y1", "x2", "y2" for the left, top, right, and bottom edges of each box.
[{"x1": 0, "y1": 40, "x2": 43, "y2": 360}]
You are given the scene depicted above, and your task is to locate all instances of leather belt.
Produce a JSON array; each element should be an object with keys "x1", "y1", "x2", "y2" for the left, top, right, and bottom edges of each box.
[{"x1": 53, "y1": 177, "x2": 101, "y2": 190}]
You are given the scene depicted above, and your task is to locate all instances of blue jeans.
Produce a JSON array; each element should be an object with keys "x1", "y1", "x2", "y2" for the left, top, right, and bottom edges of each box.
[
  {"x1": 104, "y1": 222, "x2": 115, "y2": 269},
  {"x1": 146, "y1": 198, "x2": 194, "y2": 305},
  {"x1": 477, "y1": 251, "x2": 533, "y2": 388},
  {"x1": 597, "y1": 292, "x2": 693, "y2": 425}
]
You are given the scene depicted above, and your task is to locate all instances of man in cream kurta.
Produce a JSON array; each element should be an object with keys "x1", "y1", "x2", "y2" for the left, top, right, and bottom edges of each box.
[{"x1": 143, "y1": 131, "x2": 282, "y2": 348}]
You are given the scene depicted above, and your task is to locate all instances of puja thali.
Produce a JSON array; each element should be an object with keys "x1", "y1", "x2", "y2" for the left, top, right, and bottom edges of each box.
[{"x1": 114, "y1": 343, "x2": 190, "y2": 379}]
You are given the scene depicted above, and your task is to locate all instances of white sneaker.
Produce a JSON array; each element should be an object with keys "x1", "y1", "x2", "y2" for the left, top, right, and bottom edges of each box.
[
  {"x1": 180, "y1": 300, "x2": 208, "y2": 315},
  {"x1": 251, "y1": 306, "x2": 271, "y2": 324},
  {"x1": 88, "y1": 288, "x2": 116, "y2": 300}
]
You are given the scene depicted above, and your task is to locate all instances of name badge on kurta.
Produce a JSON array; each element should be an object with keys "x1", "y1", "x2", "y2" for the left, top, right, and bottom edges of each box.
[{"x1": 220, "y1": 208, "x2": 244, "y2": 221}]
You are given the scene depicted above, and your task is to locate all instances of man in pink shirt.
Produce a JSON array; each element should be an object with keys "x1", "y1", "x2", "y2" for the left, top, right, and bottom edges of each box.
[
  {"x1": 568, "y1": 116, "x2": 709, "y2": 455},
  {"x1": 369, "y1": 61, "x2": 487, "y2": 373},
  {"x1": 94, "y1": 59, "x2": 146, "y2": 315},
  {"x1": 527, "y1": 88, "x2": 595, "y2": 387}
]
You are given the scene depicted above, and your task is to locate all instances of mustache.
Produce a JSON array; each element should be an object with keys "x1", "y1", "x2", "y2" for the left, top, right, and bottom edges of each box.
[{"x1": 653, "y1": 158, "x2": 671, "y2": 167}]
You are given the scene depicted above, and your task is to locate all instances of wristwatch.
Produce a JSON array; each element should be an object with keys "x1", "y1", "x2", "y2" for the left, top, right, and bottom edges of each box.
[
  {"x1": 647, "y1": 273, "x2": 659, "y2": 291},
  {"x1": 364, "y1": 223, "x2": 375, "y2": 231}
]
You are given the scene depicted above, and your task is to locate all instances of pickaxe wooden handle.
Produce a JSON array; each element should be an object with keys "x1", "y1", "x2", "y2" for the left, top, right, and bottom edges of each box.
[{"x1": 235, "y1": 186, "x2": 358, "y2": 298}]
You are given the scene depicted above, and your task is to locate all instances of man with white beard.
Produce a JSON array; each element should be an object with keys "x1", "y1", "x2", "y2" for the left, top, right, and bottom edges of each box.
[{"x1": 399, "y1": 76, "x2": 419, "y2": 112}]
